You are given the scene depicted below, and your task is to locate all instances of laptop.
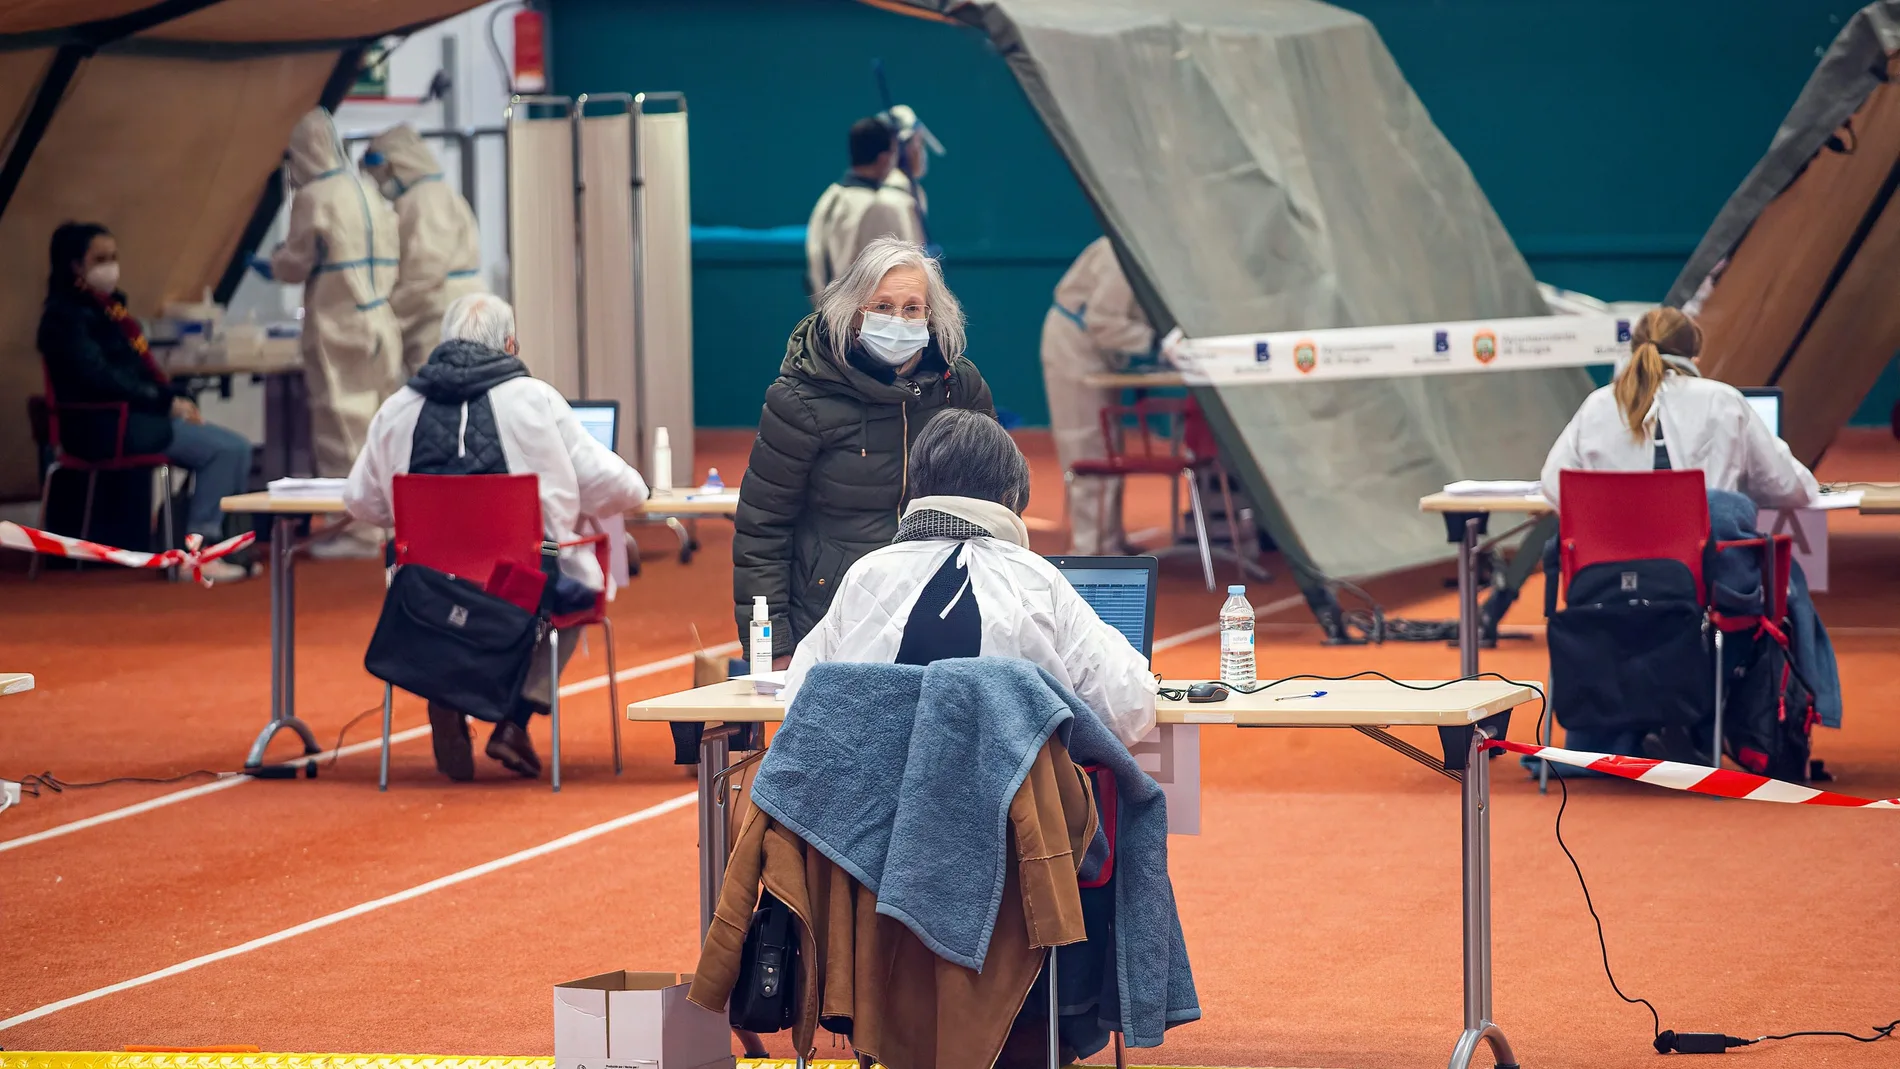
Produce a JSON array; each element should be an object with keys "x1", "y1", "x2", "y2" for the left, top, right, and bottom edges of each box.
[
  {"x1": 1047, "y1": 555, "x2": 1160, "y2": 658},
  {"x1": 568, "y1": 399, "x2": 619, "y2": 452},
  {"x1": 1740, "y1": 386, "x2": 1782, "y2": 438}
]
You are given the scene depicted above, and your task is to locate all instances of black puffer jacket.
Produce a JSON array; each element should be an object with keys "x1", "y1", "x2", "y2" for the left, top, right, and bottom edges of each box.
[
  {"x1": 38, "y1": 286, "x2": 183, "y2": 460},
  {"x1": 733, "y1": 313, "x2": 994, "y2": 654},
  {"x1": 405, "y1": 338, "x2": 528, "y2": 475}
]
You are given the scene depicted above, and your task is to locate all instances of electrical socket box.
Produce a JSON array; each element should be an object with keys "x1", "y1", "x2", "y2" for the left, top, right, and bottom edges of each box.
[{"x1": 1, "y1": 780, "x2": 21, "y2": 808}]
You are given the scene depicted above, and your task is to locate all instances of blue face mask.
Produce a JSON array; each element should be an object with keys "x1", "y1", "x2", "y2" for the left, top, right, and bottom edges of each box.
[{"x1": 858, "y1": 312, "x2": 930, "y2": 366}]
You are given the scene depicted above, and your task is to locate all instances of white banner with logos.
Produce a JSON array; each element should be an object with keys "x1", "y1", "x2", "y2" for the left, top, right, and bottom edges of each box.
[{"x1": 1165, "y1": 313, "x2": 1631, "y2": 385}]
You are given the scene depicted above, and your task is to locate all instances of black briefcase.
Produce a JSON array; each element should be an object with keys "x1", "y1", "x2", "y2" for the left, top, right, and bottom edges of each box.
[{"x1": 363, "y1": 563, "x2": 544, "y2": 723}]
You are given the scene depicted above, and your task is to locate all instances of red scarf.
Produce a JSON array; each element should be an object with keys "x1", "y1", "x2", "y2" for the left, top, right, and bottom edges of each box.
[{"x1": 84, "y1": 279, "x2": 168, "y2": 387}]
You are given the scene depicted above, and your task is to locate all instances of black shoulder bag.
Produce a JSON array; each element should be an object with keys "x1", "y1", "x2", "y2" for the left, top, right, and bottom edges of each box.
[
  {"x1": 729, "y1": 890, "x2": 800, "y2": 1033},
  {"x1": 363, "y1": 540, "x2": 559, "y2": 723}
]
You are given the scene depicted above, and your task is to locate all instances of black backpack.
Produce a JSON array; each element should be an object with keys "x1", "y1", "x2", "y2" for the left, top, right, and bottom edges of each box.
[
  {"x1": 1721, "y1": 619, "x2": 1818, "y2": 782},
  {"x1": 1546, "y1": 555, "x2": 1715, "y2": 736}
]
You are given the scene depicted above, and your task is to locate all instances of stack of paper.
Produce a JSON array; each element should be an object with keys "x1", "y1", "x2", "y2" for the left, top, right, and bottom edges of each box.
[
  {"x1": 267, "y1": 477, "x2": 348, "y2": 499},
  {"x1": 1443, "y1": 480, "x2": 1541, "y2": 497},
  {"x1": 736, "y1": 670, "x2": 786, "y2": 696},
  {"x1": 1814, "y1": 490, "x2": 1863, "y2": 511}
]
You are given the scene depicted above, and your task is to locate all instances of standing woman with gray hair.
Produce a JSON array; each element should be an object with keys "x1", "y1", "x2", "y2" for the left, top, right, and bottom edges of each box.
[{"x1": 733, "y1": 237, "x2": 995, "y2": 666}]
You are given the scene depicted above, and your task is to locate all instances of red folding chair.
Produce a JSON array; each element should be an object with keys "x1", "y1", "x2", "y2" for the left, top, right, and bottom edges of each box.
[
  {"x1": 28, "y1": 375, "x2": 179, "y2": 579},
  {"x1": 383, "y1": 473, "x2": 623, "y2": 792},
  {"x1": 1066, "y1": 396, "x2": 1254, "y2": 590},
  {"x1": 1553, "y1": 470, "x2": 1789, "y2": 767}
]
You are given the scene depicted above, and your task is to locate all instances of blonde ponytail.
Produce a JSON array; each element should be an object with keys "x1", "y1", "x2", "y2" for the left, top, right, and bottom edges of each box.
[
  {"x1": 1615, "y1": 341, "x2": 1666, "y2": 440},
  {"x1": 1616, "y1": 308, "x2": 1703, "y2": 442}
]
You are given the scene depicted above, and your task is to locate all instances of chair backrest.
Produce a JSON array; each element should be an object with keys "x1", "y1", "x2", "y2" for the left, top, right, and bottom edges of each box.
[
  {"x1": 1557, "y1": 469, "x2": 1710, "y2": 602},
  {"x1": 391, "y1": 473, "x2": 543, "y2": 586},
  {"x1": 1098, "y1": 396, "x2": 1188, "y2": 462}
]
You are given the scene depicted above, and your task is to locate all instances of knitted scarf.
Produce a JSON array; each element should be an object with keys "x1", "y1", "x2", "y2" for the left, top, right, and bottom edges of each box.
[{"x1": 84, "y1": 279, "x2": 167, "y2": 387}]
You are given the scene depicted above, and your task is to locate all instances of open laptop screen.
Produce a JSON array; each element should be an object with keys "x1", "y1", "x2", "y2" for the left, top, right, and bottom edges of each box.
[
  {"x1": 1740, "y1": 387, "x2": 1782, "y2": 438},
  {"x1": 1047, "y1": 555, "x2": 1160, "y2": 658},
  {"x1": 568, "y1": 400, "x2": 619, "y2": 453}
]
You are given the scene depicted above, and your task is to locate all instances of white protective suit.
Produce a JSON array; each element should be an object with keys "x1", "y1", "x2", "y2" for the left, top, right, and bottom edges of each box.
[
  {"x1": 271, "y1": 108, "x2": 405, "y2": 477},
  {"x1": 804, "y1": 172, "x2": 918, "y2": 297},
  {"x1": 1541, "y1": 368, "x2": 1819, "y2": 508},
  {"x1": 343, "y1": 376, "x2": 649, "y2": 591},
  {"x1": 1041, "y1": 238, "x2": 1156, "y2": 554},
  {"x1": 783, "y1": 495, "x2": 1158, "y2": 745},
  {"x1": 364, "y1": 124, "x2": 485, "y2": 376}
]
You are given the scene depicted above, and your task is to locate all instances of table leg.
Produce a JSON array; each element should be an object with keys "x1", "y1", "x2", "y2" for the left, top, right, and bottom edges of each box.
[
  {"x1": 245, "y1": 515, "x2": 320, "y2": 768},
  {"x1": 697, "y1": 724, "x2": 733, "y2": 935},
  {"x1": 1448, "y1": 722, "x2": 1518, "y2": 1069},
  {"x1": 1457, "y1": 516, "x2": 1480, "y2": 679}
]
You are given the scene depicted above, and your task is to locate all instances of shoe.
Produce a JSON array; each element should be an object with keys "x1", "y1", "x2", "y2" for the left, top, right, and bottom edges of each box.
[
  {"x1": 307, "y1": 527, "x2": 384, "y2": 561},
  {"x1": 196, "y1": 559, "x2": 254, "y2": 584},
  {"x1": 427, "y1": 702, "x2": 475, "y2": 782},
  {"x1": 487, "y1": 720, "x2": 542, "y2": 778}
]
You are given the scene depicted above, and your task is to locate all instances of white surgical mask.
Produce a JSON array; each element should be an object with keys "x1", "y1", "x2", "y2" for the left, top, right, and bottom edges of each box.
[
  {"x1": 379, "y1": 178, "x2": 404, "y2": 201},
  {"x1": 858, "y1": 311, "x2": 930, "y2": 366},
  {"x1": 84, "y1": 262, "x2": 120, "y2": 294}
]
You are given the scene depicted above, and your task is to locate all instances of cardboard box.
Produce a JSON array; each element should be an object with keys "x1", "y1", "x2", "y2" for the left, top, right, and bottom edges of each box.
[{"x1": 554, "y1": 971, "x2": 734, "y2": 1069}]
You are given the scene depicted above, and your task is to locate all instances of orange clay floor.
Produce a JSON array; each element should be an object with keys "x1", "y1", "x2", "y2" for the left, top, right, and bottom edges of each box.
[{"x1": 3, "y1": 428, "x2": 1899, "y2": 1069}]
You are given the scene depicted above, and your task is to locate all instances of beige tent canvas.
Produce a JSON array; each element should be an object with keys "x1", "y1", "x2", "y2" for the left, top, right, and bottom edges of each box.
[{"x1": 1670, "y1": 1, "x2": 1900, "y2": 463}]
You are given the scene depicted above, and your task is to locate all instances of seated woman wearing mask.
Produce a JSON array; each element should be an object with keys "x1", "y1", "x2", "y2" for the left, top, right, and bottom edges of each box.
[
  {"x1": 782, "y1": 408, "x2": 1157, "y2": 746},
  {"x1": 1541, "y1": 306, "x2": 1818, "y2": 507},
  {"x1": 734, "y1": 236, "x2": 994, "y2": 669},
  {"x1": 36, "y1": 222, "x2": 254, "y2": 582}
]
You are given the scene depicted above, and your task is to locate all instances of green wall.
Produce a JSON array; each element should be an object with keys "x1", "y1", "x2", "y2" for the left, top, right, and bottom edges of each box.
[{"x1": 550, "y1": 0, "x2": 1897, "y2": 429}]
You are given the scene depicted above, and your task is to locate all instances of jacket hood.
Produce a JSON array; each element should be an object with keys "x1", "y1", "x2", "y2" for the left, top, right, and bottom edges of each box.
[
  {"x1": 285, "y1": 108, "x2": 346, "y2": 188},
  {"x1": 364, "y1": 124, "x2": 440, "y2": 189},
  {"x1": 409, "y1": 338, "x2": 529, "y2": 401},
  {"x1": 780, "y1": 313, "x2": 949, "y2": 404}
]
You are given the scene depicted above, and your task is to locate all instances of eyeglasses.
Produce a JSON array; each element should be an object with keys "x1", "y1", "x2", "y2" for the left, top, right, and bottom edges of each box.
[{"x1": 861, "y1": 301, "x2": 929, "y2": 321}]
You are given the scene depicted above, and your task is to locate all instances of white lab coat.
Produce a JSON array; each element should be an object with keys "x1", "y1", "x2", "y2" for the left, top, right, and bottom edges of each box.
[
  {"x1": 343, "y1": 375, "x2": 650, "y2": 590},
  {"x1": 1041, "y1": 238, "x2": 1155, "y2": 553},
  {"x1": 783, "y1": 497, "x2": 1158, "y2": 745},
  {"x1": 366, "y1": 125, "x2": 486, "y2": 377},
  {"x1": 271, "y1": 108, "x2": 405, "y2": 478},
  {"x1": 804, "y1": 174, "x2": 919, "y2": 297},
  {"x1": 1541, "y1": 372, "x2": 1819, "y2": 508}
]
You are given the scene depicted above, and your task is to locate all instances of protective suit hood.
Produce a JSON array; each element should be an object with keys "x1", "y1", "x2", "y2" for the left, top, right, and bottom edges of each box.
[
  {"x1": 365, "y1": 124, "x2": 441, "y2": 190},
  {"x1": 409, "y1": 338, "x2": 528, "y2": 402},
  {"x1": 285, "y1": 108, "x2": 348, "y2": 187}
]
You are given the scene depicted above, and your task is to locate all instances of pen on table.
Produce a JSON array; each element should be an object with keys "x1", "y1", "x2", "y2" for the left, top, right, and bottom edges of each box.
[{"x1": 1274, "y1": 690, "x2": 1327, "y2": 701}]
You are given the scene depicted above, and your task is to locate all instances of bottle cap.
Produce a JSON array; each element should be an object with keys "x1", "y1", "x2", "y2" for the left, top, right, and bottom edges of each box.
[
  {"x1": 1228, "y1": 584, "x2": 1246, "y2": 595},
  {"x1": 753, "y1": 595, "x2": 769, "y2": 621}
]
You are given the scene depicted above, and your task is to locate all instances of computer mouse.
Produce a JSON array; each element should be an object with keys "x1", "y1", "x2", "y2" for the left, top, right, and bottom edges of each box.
[{"x1": 1185, "y1": 682, "x2": 1229, "y2": 703}]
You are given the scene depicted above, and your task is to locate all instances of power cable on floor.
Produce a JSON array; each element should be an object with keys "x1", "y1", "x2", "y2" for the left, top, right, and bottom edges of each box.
[
  {"x1": 9, "y1": 700, "x2": 385, "y2": 800},
  {"x1": 1536, "y1": 699, "x2": 1898, "y2": 1054}
]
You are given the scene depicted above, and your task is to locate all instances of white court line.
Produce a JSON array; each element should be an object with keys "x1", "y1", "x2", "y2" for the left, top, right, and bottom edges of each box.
[
  {"x1": 1153, "y1": 592, "x2": 1306, "y2": 652},
  {"x1": 0, "y1": 791, "x2": 697, "y2": 1031},
  {"x1": 0, "y1": 644, "x2": 737, "y2": 855}
]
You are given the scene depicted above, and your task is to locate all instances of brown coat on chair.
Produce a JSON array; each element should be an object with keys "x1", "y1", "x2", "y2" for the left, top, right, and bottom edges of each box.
[{"x1": 690, "y1": 736, "x2": 1097, "y2": 1069}]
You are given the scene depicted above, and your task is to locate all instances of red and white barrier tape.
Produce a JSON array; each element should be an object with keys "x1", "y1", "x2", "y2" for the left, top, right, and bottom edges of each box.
[
  {"x1": 1, "y1": 521, "x2": 254, "y2": 587},
  {"x1": 1487, "y1": 738, "x2": 1900, "y2": 809}
]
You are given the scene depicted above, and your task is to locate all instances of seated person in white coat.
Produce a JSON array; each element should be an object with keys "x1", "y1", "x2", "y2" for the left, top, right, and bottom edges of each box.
[
  {"x1": 783, "y1": 408, "x2": 1157, "y2": 746},
  {"x1": 1541, "y1": 306, "x2": 1818, "y2": 507},
  {"x1": 344, "y1": 293, "x2": 649, "y2": 781}
]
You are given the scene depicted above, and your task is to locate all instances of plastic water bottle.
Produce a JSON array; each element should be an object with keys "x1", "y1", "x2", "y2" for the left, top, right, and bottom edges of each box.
[
  {"x1": 1219, "y1": 584, "x2": 1256, "y2": 686},
  {"x1": 701, "y1": 467, "x2": 724, "y2": 493},
  {"x1": 651, "y1": 427, "x2": 673, "y2": 494}
]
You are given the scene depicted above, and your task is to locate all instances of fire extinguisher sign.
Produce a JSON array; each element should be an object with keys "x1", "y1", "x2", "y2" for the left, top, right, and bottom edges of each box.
[{"x1": 513, "y1": 8, "x2": 547, "y2": 93}]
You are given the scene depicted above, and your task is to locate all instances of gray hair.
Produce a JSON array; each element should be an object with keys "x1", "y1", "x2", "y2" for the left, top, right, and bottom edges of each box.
[
  {"x1": 908, "y1": 409, "x2": 1030, "y2": 511},
  {"x1": 816, "y1": 236, "x2": 965, "y2": 361},
  {"x1": 441, "y1": 292, "x2": 514, "y2": 351}
]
